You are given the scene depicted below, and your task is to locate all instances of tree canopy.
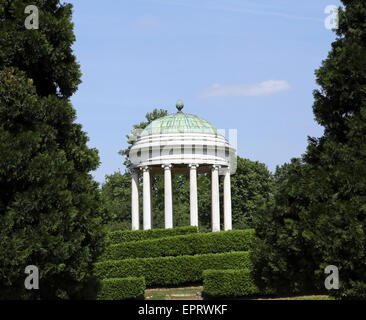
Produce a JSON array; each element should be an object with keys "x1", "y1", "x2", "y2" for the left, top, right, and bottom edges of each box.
[
  {"x1": 0, "y1": 0, "x2": 81, "y2": 98},
  {"x1": 0, "y1": 1, "x2": 110, "y2": 299},
  {"x1": 252, "y1": 0, "x2": 366, "y2": 299}
]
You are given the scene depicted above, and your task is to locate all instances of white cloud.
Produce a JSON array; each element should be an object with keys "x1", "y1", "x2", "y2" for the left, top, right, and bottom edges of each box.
[{"x1": 199, "y1": 80, "x2": 291, "y2": 99}]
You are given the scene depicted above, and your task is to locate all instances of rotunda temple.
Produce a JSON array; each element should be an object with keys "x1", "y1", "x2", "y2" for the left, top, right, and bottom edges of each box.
[{"x1": 129, "y1": 101, "x2": 236, "y2": 232}]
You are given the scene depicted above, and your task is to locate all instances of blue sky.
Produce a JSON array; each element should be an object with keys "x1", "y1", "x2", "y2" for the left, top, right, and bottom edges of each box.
[{"x1": 69, "y1": 0, "x2": 342, "y2": 183}]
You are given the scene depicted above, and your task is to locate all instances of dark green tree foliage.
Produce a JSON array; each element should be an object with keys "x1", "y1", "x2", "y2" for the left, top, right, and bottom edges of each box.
[
  {"x1": 305, "y1": 0, "x2": 366, "y2": 299},
  {"x1": 0, "y1": 0, "x2": 81, "y2": 98},
  {"x1": 252, "y1": 160, "x2": 325, "y2": 295},
  {"x1": 229, "y1": 157, "x2": 273, "y2": 229},
  {"x1": 101, "y1": 172, "x2": 132, "y2": 231},
  {"x1": 252, "y1": 0, "x2": 366, "y2": 299},
  {"x1": 0, "y1": 0, "x2": 110, "y2": 299}
]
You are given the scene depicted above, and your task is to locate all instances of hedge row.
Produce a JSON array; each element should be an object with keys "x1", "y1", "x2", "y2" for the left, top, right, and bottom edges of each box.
[
  {"x1": 202, "y1": 269, "x2": 260, "y2": 298},
  {"x1": 101, "y1": 229, "x2": 255, "y2": 261},
  {"x1": 97, "y1": 277, "x2": 145, "y2": 300},
  {"x1": 95, "y1": 251, "x2": 252, "y2": 287},
  {"x1": 107, "y1": 226, "x2": 198, "y2": 244}
]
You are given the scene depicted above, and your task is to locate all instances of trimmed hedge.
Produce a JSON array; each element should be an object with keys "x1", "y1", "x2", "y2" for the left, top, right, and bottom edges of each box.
[
  {"x1": 94, "y1": 251, "x2": 252, "y2": 287},
  {"x1": 203, "y1": 269, "x2": 259, "y2": 297},
  {"x1": 107, "y1": 226, "x2": 198, "y2": 245},
  {"x1": 97, "y1": 277, "x2": 145, "y2": 300},
  {"x1": 101, "y1": 229, "x2": 254, "y2": 261}
]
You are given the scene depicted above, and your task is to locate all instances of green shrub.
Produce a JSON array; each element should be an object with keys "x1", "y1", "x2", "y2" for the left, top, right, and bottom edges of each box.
[
  {"x1": 95, "y1": 251, "x2": 251, "y2": 287},
  {"x1": 97, "y1": 277, "x2": 145, "y2": 300},
  {"x1": 101, "y1": 229, "x2": 254, "y2": 261},
  {"x1": 107, "y1": 226, "x2": 198, "y2": 244},
  {"x1": 203, "y1": 269, "x2": 260, "y2": 297}
]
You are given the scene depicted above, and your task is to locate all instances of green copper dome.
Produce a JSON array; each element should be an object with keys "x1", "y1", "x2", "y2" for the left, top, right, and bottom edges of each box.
[{"x1": 141, "y1": 112, "x2": 218, "y2": 136}]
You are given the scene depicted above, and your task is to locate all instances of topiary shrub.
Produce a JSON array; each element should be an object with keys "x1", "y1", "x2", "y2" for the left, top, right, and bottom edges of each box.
[
  {"x1": 95, "y1": 251, "x2": 251, "y2": 287},
  {"x1": 101, "y1": 229, "x2": 255, "y2": 261},
  {"x1": 97, "y1": 277, "x2": 145, "y2": 300},
  {"x1": 203, "y1": 269, "x2": 261, "y2": 298},
  {"x1": 107, "y1": 226, "x2": 198, "y2": 244}
]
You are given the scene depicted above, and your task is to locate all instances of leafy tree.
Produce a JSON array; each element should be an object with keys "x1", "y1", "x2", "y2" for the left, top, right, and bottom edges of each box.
[
  {"x1": 229, "y1": 157, "x2": 273, "y2": 229},
  {"x1": 0, "y1": 0, "x2": 110, "y2": 299},
  {"x1": 197, "y1": 174, "x2": 211, "y2": 231},
  {"x1": 101, "y1": 172, "x2": 131, "y2": 231},
  {"x1": 0, "y1": 0, "x2": 81, "y2": 98},
  {"x1": 252, "y1": 159, "x2": 324, "y2": 295},
  {"x1": 252, "y1": 0, "x2": 366, "y2": 299}
]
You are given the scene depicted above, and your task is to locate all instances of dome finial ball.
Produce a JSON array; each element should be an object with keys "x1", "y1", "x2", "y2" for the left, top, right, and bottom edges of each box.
[{"x1": 176, "y1": 100, "x2": 184, "y2": 112}]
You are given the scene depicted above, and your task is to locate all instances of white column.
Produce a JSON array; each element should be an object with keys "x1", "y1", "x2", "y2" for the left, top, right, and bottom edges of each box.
[
  {"x1": 150, "y1": 173, "x2": 153, "y2": 228},
  {"x1": 142, "y1": 166, "x2": 152, "y2": 230},
  {"x1": 211, "y1": 165, "x2": 221, "y2": 232},
  {"x1": 189, "y1": 164, "x2": 199, "y2": 227},
  {"x1": 224, "y1": 167, "x2": 232, "y2": 231},
  {"x1": 162, "y1": 164, "x2": 173, "y2": 229},
  {"x1": 131, "y1": 170, "x2": 140, "y2": 230}
]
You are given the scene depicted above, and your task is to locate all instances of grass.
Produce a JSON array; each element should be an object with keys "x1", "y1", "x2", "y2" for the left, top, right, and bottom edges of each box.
[
  {"x1": 288, "y1": 296, "x2": 335, "y2": 300},
  {"x1": 145, "y1": 286, "x2": 203, "y2": 300},
  {"x1": 144, "y1": 286, "x2": 334, "y2": 301}
]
